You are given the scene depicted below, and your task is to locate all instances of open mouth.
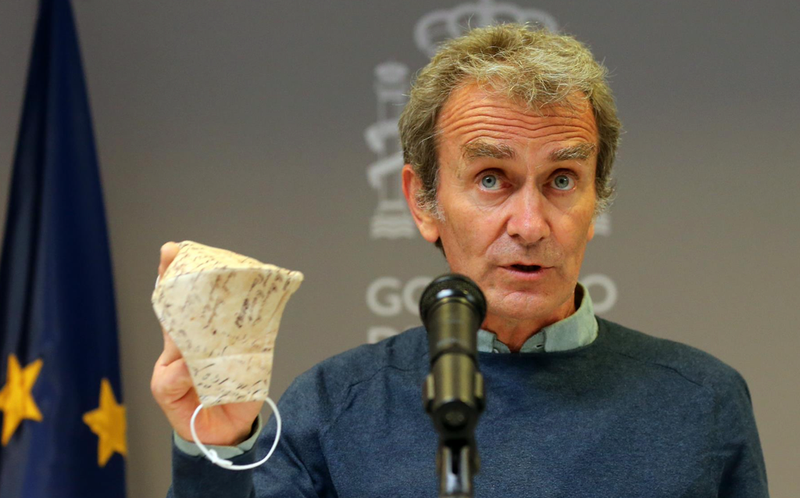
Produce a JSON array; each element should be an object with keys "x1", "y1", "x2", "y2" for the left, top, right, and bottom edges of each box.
[{"x1": 510, "y1": 264, "x2": 542, "y2": 273}]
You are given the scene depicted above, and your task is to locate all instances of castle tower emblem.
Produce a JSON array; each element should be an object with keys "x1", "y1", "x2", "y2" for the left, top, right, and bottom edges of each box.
[{"x1": 366, "y1": 62, "x2": 414, "y2": 239}]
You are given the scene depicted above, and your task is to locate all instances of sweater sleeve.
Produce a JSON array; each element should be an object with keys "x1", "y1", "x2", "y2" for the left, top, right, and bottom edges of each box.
[
  {"x1": 716, "y1": 372, "x2": 769, "y2": 497},
  {"x1": 167, "y1": 442, "x2": 257, "y2": 498},
  {"x1": 167, "y1": 366, "x2": 338, "y2": 498}
]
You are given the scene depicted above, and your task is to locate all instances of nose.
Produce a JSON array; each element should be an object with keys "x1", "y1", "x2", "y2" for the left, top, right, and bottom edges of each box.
[{"x1": 505, "y1": 187, "x2": 550, "y2": 245}]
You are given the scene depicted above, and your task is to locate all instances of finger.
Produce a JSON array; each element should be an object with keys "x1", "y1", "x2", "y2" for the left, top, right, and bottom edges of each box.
[
  {"x1": 151, "y1": 356, "x2": 194, "y2": 404},
  {"x1": 158, "y1": 241, "x2": 180, "y2": 278}
]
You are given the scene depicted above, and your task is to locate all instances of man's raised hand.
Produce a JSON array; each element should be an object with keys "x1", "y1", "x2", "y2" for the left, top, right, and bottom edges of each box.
[{"x1": 150, "y1": 242, "x2": 263, "y2": 446}]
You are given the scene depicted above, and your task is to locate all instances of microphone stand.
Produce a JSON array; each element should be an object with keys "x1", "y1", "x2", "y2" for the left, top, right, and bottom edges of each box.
[
  {"x1": 420, "y1": 274, "x2": 487, "y2": 497},
  {"x1": 424, "y1": 363, "x2": 484, "y2": 497}
]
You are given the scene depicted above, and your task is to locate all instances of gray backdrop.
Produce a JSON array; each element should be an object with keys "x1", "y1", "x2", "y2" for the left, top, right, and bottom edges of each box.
[{"x1": 1, "y1": 1, "x2": 798, "y2": 496}]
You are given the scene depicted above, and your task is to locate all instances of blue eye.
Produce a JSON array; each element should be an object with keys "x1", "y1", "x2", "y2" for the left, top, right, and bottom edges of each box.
[
  {"x1": 481, "y1": 174, "x2": 501, "y2": 190},
  {"x1": 552, "y1": 174, "x2": 574, "y2": 191}
]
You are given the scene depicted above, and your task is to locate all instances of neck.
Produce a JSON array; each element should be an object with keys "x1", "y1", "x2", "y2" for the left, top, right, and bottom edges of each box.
[{"x1": 482, "y1": 292, "x2": 578, "y2": 352}]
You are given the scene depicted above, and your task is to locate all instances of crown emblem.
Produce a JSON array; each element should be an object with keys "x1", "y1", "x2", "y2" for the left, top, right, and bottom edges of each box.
[{"x1": 414, "y1": 0, "x2": 559, "y2": 57}]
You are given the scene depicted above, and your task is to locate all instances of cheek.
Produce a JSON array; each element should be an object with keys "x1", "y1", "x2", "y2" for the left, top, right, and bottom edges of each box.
[
  {"x1": 439, "y1": 221, "x2": 474, "y2": 261},
  {"x1": 456, "y1": 210, "x2": 505, "y2": 250},
  {"x1": 438, "y1": 214, "x2": 495, "y2": 267},
  {"x1": 549, "y1": 209, "x2": 594, "y2": 254},
  {"x1": 563, "y1": 224, "x2": 593, "y2": 265},
  {"x1": 557, "y1": 200, "x2": 595, "y2": 233}
]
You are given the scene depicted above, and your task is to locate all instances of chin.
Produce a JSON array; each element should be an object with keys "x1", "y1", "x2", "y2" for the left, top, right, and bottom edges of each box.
[
  {"x1": 488, "y1": 285, "x2": 574, "y2": 323},
  {"x1": 489, "y1": 289, "x2": 553, "y2": 315}
]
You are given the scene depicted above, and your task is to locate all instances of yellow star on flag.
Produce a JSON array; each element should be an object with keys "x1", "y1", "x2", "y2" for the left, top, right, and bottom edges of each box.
[
  {"x1": 0, "y1": 354, "x2": 43, "y2": 446},
  {"x1": 83, "y1": 378, "x2": 127, "y2": 467}
]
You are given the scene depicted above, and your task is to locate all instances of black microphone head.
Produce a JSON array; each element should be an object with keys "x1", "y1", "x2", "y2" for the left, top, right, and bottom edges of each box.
[{"x1": 419, "y1": 273, "x2": 487, "y2": 325}]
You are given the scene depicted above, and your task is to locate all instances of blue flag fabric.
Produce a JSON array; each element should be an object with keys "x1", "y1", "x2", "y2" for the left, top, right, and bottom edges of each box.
[{"x1": 0, "y1": 0, "x2": 127, "y2": 496}]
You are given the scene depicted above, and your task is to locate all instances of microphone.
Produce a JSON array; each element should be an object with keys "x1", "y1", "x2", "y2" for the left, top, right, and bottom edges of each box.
[{"x1": 419, "y1": 274, "x2": 486, "y2": 497}]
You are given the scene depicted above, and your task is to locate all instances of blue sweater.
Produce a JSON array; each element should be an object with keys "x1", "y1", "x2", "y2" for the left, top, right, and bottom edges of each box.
[{"x1": 169, "y1": 318, "x2": 768, "y2": 497}]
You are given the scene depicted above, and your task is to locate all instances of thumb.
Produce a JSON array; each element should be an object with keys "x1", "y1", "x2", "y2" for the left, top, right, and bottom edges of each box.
[
  {"x1": 158, "y1": 241, "x2": 180, "y2": 278},
  {"x1": 159, "y1": 325, "x2": 183, "y2": 366},
  {"x1": 156, "y1": 241, "x2": 182, "y2": 364}
]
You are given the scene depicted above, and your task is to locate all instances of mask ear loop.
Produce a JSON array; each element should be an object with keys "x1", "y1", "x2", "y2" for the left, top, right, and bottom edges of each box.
[{"x1": 189, "y1": 397, "x2": 282, "y2": 471}]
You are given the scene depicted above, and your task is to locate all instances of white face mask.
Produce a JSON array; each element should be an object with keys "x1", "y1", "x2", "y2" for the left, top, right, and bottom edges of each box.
[{"x1": 152, "y1": 241, "x2": 303, "y2": 407}]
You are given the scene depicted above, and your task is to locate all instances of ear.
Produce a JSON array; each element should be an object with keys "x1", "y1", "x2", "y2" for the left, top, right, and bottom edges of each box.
[
  {"x1": 402, "y1": 164, "x2": 441, "y2": 244},
  {"x1": 587, "y1": 217, "x2": 595, "y2": 242}
]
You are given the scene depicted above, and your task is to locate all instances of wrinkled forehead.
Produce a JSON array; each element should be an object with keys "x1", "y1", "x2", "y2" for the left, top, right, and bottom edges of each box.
[
  {"x1": 441, "y1": 80, "x2": 595, "y2": 122},
  {"x1": 435, "y1": 83, "x2": 599, "y2": 156},
  {"x1": 435, "y1": 82, "x2": 598, "y2": 143}
]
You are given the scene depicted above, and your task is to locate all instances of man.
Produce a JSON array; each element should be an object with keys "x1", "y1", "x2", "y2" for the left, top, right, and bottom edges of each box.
[{"x1": 152, "y1": 24, "x2": 768, "y2": 497}]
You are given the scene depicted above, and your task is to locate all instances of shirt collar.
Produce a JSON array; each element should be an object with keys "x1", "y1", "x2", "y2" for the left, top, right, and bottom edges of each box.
[{"x1": 477, "y1": 283, "x2": 598, "y2": 354}]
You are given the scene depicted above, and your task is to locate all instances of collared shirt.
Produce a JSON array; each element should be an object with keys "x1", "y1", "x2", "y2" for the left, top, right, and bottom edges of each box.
[{"x1": 477, "y1": 283, "x2": 597, "y2": 354}]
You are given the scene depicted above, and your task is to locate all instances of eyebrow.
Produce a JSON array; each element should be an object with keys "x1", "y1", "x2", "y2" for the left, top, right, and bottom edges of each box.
[
  {"x1": 461, "y1": 141, "x2": 596, "y2": 162},
  {"x1": 461, "y1": 141, "x2": 516, "y2": 161},
  {"x1": 456, "y1": 140, "x2": 597, "y2": 178},
  {"x1": 549, "y1": 142, "x2": 597, "y2": 162}
]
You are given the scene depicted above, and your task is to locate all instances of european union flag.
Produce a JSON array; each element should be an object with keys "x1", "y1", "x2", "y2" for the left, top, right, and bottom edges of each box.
[{"x1": 0, "y1": 0, "x2": 127, "y2": 496}]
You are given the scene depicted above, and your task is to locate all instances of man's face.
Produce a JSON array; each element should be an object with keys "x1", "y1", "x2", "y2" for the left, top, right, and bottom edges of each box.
[{"x1": 404, "y1": 84, "x2": 598, "y2": 334}]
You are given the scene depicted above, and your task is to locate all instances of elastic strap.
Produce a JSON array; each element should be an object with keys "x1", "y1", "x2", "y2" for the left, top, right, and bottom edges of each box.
[{"x1": 189, "y1": 398, "x2": 282, "y2": 471}]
